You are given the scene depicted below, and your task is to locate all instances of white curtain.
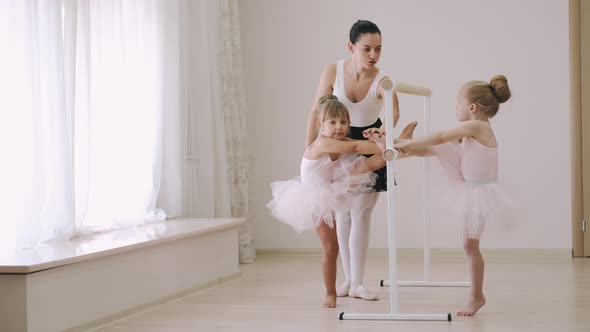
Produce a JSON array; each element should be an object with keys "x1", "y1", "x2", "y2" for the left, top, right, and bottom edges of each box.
[
  {"x1": 183, "y1": 0, "x2": 231, "y2": 218},
  {"x1": 183, "y1": 0, "x2": 255, "y2": 262},
  {"x1": 156, "y1": 0, "x2": 184, "y2": 219},
  {"x1": 0, "y1": 0, "x2": 255, "y2": 260},
  {"x1": 0, "y1": 0, "x2": 177, "y2": 251},
  {"x1": 0, "y1": 0, "x2": 75, "y2": 251},
  {"x1": 68, "y1": 0, "x2": 170, "y2": 232}
]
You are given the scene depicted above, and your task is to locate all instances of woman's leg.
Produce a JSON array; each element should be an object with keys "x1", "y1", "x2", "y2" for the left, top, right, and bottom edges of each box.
[
  {"x1": 348, "y1": 192, "x2": 379, "y2": 300},
  {"x1": 340, "y1": 123, "x2": 416, "y2": 300},
  {"x1": 335, "y1": 211, "x2": 352, "y2": 296},
  {"x1": 458, "y1": 237, "x2": 486, "y2": 316},
  {"x1": 316, "y1": 221, "x2": 339, "y2": 308}
]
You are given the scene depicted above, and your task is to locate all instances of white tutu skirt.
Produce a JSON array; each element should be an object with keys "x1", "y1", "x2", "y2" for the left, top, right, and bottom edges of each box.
[{"x1": 267, "y1": 154, "x2": 376, "y2": 233}]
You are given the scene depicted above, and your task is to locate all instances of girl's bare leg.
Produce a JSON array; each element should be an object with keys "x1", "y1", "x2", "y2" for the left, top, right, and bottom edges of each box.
[
  {"x1": 335, "y1": 212, "x2": 352, "y2": 297},
  {"x1": 458, "y1": 238, "x2": 486, "y2": 316},
  {"x1": 316, "y1": 221, "x2": 339, "y2": 308},
  {"x1": 399, "y1": 121, "x2": 418, "y2": 139}
]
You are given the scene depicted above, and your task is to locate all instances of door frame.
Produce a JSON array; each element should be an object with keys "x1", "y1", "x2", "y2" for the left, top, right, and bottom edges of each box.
[{"x1": 571, "y1": 0, "x2": 590, "y2": 257}]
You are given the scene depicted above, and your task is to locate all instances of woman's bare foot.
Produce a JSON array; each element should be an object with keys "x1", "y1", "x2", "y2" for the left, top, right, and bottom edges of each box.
[
  {"x1": 323, "y1": 293, "x2": 337, "y2": 308},
  {"x1": 457, "y1": 295, "x2": 485, "y2": 316}
]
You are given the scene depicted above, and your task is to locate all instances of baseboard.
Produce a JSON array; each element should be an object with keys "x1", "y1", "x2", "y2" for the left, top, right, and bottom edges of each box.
[
  {"x1": 256, "y1": 248, "x2": 323, "y2": 256},
  {"x1": 256, "y1": 248, "x2": 572, "y2": 258}
]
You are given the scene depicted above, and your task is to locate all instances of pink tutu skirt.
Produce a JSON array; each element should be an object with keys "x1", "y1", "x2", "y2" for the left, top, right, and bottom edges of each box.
[
  {"x1": 267, "y1": 154, "x2": 376, "y2": 233},
  {"x1": 437, "y1": 180, "x2": 516, "y2": 240},
  {"x1": 432, "y1": 142, "x2": 516, "y2": 240}
]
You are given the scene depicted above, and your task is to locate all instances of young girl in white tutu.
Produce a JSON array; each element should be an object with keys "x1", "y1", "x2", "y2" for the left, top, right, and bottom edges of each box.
[
  {"x1": 268, "y1": 94, "x2": 415, "y2": 308},
  {"x1": 368, "y1": 75, "x2": 512, "y2": 317}
]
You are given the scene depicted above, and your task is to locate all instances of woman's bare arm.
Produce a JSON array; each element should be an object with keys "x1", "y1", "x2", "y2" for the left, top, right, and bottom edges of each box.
[
  {"x1": 376, "y1": 77, "x2": 400, "y2": 132},
  {"x1": 306, "y1": 64, "x2": 336, "y2": 147}
]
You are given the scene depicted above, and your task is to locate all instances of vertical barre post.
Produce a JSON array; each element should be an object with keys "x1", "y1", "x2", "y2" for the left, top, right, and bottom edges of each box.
[
  {"x1": 423, "y1": 96, "x2": 431, "y2": 281},
  {"x1": 382, "y1": 78, "x2": 399, "y2": 314}
]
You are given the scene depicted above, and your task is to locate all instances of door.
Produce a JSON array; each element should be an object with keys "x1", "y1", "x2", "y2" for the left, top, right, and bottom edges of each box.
[{"x1": 582, "y1": 0, "x2": 590, "y2": 257}]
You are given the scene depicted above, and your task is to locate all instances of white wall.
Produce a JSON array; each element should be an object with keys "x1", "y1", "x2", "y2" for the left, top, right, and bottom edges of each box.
[{"x1": 240, "y1": 0, "x2": 571, "y2": 249}]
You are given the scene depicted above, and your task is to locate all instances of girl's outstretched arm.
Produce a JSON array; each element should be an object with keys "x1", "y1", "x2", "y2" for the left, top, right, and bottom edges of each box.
[
  {"x1": 362, "y1": 134, "x2": 434, "y2": 157},
  {"x1": 394, "y1": 120, "x2": 487, "y2": 153},
  {"x1": 394, "y1": 138, "x2": 434, "y2": 157},
  {"x1": 313, "y1": 137, "x2": 382, "y2": 155},
  {"x1": 363, "y1": 122, "x2": 428, "y2": 156}
]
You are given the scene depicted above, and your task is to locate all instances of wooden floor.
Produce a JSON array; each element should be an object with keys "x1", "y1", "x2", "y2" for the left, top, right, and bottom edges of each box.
[{"x1": 93, "y1": 251, "x2": 589, "y2": 332}]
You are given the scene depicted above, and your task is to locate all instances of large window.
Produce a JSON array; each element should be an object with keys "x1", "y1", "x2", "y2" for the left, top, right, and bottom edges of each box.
[{"x1": 0, "y1": 0, "x2": 174, "y2": 251}]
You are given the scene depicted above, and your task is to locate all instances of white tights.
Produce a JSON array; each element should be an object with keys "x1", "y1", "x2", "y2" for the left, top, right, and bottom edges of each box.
[{"x1": 336, "y1": 192, "x2": 379, "y2": 287}]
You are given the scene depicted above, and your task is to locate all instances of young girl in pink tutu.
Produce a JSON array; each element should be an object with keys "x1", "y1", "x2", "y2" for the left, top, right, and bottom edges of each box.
[
  {"x1": 368, "y1": 74, "x2": 512, "y2": 317},
  {"x1": 268, "y1": 94, "x2": 415, "y2": 308}
]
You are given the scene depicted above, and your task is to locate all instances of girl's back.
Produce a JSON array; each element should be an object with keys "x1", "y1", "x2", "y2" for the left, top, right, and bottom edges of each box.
[{"x1": 461, "y1": 137, "x2": 498, "y2": 183}]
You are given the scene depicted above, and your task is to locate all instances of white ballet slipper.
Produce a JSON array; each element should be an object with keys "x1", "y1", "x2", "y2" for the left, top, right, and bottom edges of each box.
[
  {"x1": 336, "y1": 282, "x2": 350, "y2": 297},
  {"x1": 348, "y1": 284, "x2": 379, "y2": 301}
]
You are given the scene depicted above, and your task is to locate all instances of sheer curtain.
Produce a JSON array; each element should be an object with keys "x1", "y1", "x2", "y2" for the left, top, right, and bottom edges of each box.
[
  {"x1": 0, "y1": 0, "x2": 74, "y2": 251},
  {"x1": 183, "y1": 0, "x2": 231, "y2": 218},
  {"x1": 183, "y1": 0, "x2": 255, "y2": 262},
  {"x1": 0, "y1": 0, "x2": 177, "y2": 251},
  {"x1": 0, "y1": 0, "x2": 255, "y2": 259},
  {"x1": 66, "y1": 0, "x2": 177, "y2": 232}
]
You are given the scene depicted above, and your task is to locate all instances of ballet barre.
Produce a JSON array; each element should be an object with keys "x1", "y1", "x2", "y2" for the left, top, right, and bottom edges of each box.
[{"x1": 339, "y1": 79, "x2": 451, "y2": 322}]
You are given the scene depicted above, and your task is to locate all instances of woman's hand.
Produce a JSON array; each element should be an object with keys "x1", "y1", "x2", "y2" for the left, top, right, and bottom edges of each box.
[{"x1": 362, "y1": 127, "x2": 384, "y2": 139}]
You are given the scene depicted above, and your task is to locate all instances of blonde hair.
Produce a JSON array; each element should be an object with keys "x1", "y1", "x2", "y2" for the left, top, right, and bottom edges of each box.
[
  {"x1": 463, "y1": 74, "x2": 511, "y2": 118},
  {"x1": 317, "y1": 94, "x2": 350, "y2": 123}
]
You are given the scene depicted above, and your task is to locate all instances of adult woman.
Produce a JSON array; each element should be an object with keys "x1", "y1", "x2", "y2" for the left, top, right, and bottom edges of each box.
[{"x1": 306, "y1": 20, "x2": 400, "y2": 300}]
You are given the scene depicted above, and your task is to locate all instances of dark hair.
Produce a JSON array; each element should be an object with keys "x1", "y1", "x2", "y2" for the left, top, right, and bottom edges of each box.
[{"x1": 349, "y1": 20, "x2": 381, "y2": 44}]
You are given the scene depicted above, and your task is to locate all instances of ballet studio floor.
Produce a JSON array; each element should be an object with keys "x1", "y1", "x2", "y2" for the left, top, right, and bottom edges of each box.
[{"x1": 93, "y1": 251, "x2": 588, "y2": 332}]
